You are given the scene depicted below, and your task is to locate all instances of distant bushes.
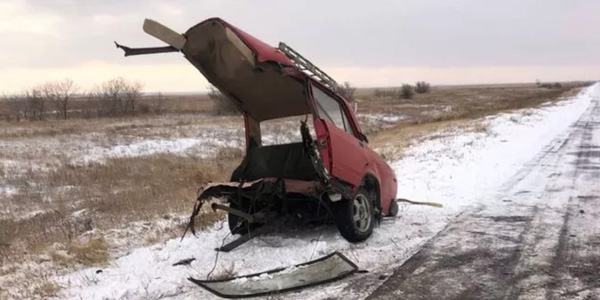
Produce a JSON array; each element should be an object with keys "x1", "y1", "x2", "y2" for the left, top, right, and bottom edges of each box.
[
  {"x1": 399, "y1": 84, "x2": 415, "y2": 99},
  {"x1": 373, "y1": 81, "x2": 430, "y2": 100},
  {"x1": 96, "y1": 77, "x2": 144, "y2": 117},
  {"x1": 1, "y1": 77, "x2": 144, "y2": 121},
  {"x1": 42, "y1": 79, "x2": 78, "y2": 120},
  {"x1": 536, "y1": 81, "x2": 563, "y2": 89},
  {"x1": 414, "y1": 81, "x2": 431, "y2": 94}
]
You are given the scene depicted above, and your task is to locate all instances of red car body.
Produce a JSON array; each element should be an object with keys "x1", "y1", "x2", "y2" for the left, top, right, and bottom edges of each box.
[
  {"x1": 118, "y1": 17, "x2": 399, "y2": 243},
  {"x1": 188, "y1": 18, "x2": 397, "y2": 216}
]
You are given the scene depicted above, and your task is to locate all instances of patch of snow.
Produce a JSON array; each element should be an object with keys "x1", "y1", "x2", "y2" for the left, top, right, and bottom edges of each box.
[
  {"x1": 0, "y1": 184, "x2": 18, "y2": 196},
  {"x1": 361, "y1": 113, "x2": 406, "y2": 123},
  {"x1": 71, "y1": 208, "x2": 87, "y2": 217},
  {"x1": 107, "y1": 138, "x2": 202, "y2": 157},
  {"x1": 76, "y1": 135, "x2": 244, "y2": 165},
  {"x1": 358, "y1": 113, "x2": 406, "y2": 130},
  {"x1": 14, "y1": 209, "x2": 48, "y2": 221}
]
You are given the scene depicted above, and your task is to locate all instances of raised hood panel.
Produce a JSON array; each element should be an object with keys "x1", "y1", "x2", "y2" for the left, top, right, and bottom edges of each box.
[{"x1": 182, "y1": 18, "x2": 308, "y2": 121}]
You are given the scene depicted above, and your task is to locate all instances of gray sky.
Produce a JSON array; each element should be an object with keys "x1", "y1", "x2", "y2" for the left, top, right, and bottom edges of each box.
[{"x1": 1, "y1": 0, "x2": 599, "y2": 93}]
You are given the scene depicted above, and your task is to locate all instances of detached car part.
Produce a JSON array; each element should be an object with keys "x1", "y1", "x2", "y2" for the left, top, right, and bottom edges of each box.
[{"x1": 189, "y1": 252, "x2": 358, "y2": 298}]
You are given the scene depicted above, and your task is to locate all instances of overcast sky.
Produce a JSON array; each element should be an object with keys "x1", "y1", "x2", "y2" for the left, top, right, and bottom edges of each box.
[{"x1": 1, "y1": 0, "x2": 599, "y2": 93}]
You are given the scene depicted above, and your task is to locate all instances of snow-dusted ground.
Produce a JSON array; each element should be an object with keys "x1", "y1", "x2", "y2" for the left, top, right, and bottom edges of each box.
[
  {"x1": 0, "y1": 184, "x2": 18, "y2": 196},
  {"x1": 358, "y1": 113, "x2": 407, "y2": 132},
  {"x1": 54, "y1": 83, "x2": 599, "y2": 300},
  {"x1": 0, "y1": 121, "x2": 244, "y2": 172}
]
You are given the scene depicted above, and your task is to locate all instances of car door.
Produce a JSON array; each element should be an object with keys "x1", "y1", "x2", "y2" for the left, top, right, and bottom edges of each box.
[{"x1": 311, "y1": 84, "x2": 368, "y2": 187}]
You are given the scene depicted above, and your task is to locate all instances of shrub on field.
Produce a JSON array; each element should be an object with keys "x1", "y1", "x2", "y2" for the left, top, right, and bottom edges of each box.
[
  {"x1": 337, "y1": 81, "x2": 356, "y2": 102},
  {"x1": 399, "y1": 84, "x2": 415, "y2": 99},
  {"x1": 151, "y1": 92, "x2": 166, "y2": 114},
  {"x1": 5, "y1": 82, "x2": 76, "y2": 121},
  {"x1": 42, "y1": 78, "x2": 78, "y2": 119},
  {"x1": 537, "y1": 81, "x2": 563, "y2": 89},
  {"x1": 414, "y1": 81, "x2": 431, "y2": 94},
  {"x1": 123, "y1": 81, "x2": 143, "y2": 115},
  {"x1": 21, "y1": 87, "x2": 45, "y2": 120},
  {"x1": 82, "y1": 87, "x2": 103, "y2": 118},
  {"x1": 98, "y1": 77, "x2": 144, "y2": 116},
  {"x1": 2, "y1": 94, "x2": 22, "y2": 121},
  {"x1": 208, "y1": 85, "x2": 239, "y2": 115}
]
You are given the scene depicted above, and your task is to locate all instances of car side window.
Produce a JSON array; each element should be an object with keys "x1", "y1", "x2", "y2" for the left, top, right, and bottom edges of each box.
[{"x1": 313, "y1": 86, "x2": 355, "y2": 135}]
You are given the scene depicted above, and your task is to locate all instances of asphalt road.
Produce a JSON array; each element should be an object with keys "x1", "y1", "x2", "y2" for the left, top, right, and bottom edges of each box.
[{"x1": 367, "y1": 93, "x2": 600, "y2": 300}]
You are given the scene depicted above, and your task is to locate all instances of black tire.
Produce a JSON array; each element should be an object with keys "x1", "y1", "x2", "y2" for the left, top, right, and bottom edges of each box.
[
  {"x1": 333, "y1": 188, "x2": 374, "y2": 243},
  {"x1": 389, "y1": 200, "x2": 399, "y2": 217}
]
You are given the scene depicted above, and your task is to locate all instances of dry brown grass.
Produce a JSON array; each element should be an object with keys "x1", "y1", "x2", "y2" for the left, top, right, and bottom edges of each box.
[
  {"x1": 32, "y1": 280, "x2": 60, "y2": 299},
  {"x1": 0, "y1": 152, "x2": 240, "y2": 264},
  {"x1": 1, "y1": 273, "x2": 62, "y2": 300},
  {"x1": 371, "y1": 118, "x2": 479, "y2": 159},
  {"x1": 47, "y1": 153, "x2": 236, "y2": 219},
  {"x1": 67, "y1": 238, "x2": 108, "y2": 266},
  {"x1": 0, "y1": 113, "x2": 241, "y2": 140},
  {"x1": 50, "y1": 237, "x2": 109, "y2": 267}
]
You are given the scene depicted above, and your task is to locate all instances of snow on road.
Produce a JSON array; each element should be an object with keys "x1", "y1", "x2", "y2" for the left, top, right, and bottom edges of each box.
[{"x1": 56, "y1": 84, "x2": 598, "y2": 300}]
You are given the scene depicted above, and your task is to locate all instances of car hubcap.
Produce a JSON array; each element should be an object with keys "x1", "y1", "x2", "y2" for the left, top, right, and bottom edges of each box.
[{"x1": 353, "y1": 194, "x2": 371, "y2": 232}]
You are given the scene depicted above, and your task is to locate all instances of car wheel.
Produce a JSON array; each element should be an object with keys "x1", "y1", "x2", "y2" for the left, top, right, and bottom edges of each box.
[
  {"x1": 389, "y1": 200, "x2": 399, "y2": 217},
  {"x1": 334, "y1": 188, "x2": 374, "y2": 242}
]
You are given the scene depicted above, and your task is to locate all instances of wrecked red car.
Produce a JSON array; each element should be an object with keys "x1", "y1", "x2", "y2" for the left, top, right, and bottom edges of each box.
[{"x1": 117, "y1": 18, "x2": 399, "y2": 249}]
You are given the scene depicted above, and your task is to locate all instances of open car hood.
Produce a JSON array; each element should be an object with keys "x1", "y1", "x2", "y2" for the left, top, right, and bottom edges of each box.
[{"x1": 181, "y1": 18, "x2": 309, "y2": 121}]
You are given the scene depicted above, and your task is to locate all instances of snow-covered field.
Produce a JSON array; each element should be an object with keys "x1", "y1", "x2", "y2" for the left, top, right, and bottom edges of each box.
[
  {"x1": 0, "y1": 116, "x2": 243, "y2": 173},
  {"x1": 51, "y1": 84, "x2": 598, "y2": 300}
]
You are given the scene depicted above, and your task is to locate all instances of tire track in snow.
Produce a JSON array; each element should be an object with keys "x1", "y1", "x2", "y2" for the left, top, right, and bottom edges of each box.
[{"x1": 545, "y1": 91, "x2": 600, "y2": 300}]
